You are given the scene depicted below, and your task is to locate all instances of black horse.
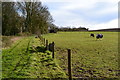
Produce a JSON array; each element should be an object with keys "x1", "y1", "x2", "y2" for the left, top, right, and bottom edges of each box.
[{"x1": 90, "y1": 33, "x2": 94, "y2": 37}]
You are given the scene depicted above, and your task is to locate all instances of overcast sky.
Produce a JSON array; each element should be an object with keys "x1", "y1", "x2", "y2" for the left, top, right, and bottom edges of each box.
[
  {"x1": 41, "y1": 0, "x2": 119, "y2": 30},
  {"x1": 2, "y1": 0, "x2": 119, "y2": 30}
]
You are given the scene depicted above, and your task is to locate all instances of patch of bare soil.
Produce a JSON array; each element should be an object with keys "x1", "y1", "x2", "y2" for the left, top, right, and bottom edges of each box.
[
  {"x1": 11, "y1": 36, "x2": 23, "y2": 43},
  {"x1": 2, "y1": 36, "x2": 23, "y2": 49}
]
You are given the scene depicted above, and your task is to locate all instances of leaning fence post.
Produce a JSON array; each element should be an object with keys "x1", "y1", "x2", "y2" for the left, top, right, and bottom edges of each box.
[
  {"x1": 39, "y1": 35, "x2": 41, "y2": 40},
  {"x1": 46, "y1": 40, "x2": 49, "y2": 50},
  {"x1": 52, "y1": 42, "x2": 55, "y2": 59},
  {"x1": 68, "y1": 49, "x2": 72, "y2": 80}
]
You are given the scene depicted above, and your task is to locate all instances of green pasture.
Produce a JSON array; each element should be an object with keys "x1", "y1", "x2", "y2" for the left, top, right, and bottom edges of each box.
[
  {"x1": 43, "y1": 32, "x2": 119, "y2": 78},
  {"x1": 2, "y1": 36, "x2": 66, "y2": 78}
]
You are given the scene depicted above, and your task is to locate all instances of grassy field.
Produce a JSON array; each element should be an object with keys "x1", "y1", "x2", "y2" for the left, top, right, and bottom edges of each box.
[
  {"x1": 43, "y1": 31, "x2": 119, "y2": 78},
  {"x1": 2, "y1": 36, "x2": 66, "y2": 78}
]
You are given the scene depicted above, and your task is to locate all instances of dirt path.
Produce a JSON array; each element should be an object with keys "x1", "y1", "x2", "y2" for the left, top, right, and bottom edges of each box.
[
  {"x1": 11, "y1": 36, "x2": 23, "y2": 43},
  {"x1": 2, "y1": 36, "x2": 24, "y2": 49}
]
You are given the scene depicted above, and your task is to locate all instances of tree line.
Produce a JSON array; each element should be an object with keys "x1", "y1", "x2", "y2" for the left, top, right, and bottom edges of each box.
[
  {"x1": 54, "y1": 27, "x2": 89, "y2": 32},
  {"x1": 2, "y1": 1, "x2": 54, "y2": 36}
]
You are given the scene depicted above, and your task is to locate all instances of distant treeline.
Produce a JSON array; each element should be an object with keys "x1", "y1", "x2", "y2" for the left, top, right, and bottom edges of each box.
[
  {"x1": 89, "y1": 28, "x2": 120, "y2": 32},
  {"x1": 2, "y1": 1, "x2": 55, "y2": 36},
  {"x1": 53, "y1": 27, "x2": 89, "y2": 32},
  {"x1": 53, "y1": 27, "x2": 120, "y2": 32}
]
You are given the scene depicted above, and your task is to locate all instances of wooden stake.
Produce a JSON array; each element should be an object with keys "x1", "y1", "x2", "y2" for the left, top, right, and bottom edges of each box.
[
  {"x1": 46, "y1": 40, "x2": 48, "y2": 50},
  {"x1": 52, "y1": 42, "x2": 55, "y2": 59},
  {"x1": 43, "y1": 38, "x2": 45, "y2": 46},
  {"x1": 68, "y1": 49, "x2": 72, "y2": 80}
]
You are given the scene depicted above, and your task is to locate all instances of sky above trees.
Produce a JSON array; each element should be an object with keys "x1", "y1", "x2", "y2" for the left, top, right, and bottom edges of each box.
[{"x1": 41, "y1": 0, "x2": 119, "y2": 30}]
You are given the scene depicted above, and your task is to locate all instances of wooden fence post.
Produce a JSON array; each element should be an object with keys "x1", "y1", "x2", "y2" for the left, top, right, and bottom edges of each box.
[
  {"x1": 46, "y1": 40, "x2": 49, "y2": 50},
  {"x1": 39, "y1": 36, "x2": 41, "y2": 40},
  {"x1": 43, "y1": 38, "x2": 45, "y2": 46},
  {"x1": 40, "y1": 37, "x2": 42, "y2": 42},
  {"x1": 52, "y1": 42, "x2": 55, "y2": 59},
  {"x1": 68, "y1": 49, "x2": 72, "y2": 80},
  {"x1": 42, "y1": 37, "x2": 44, "y2": 44}
]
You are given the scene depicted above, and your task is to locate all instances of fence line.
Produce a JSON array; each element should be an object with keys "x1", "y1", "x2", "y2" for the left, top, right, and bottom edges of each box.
[
  {"x1": 39, "y1": 36, "x2": 72, "y2": 80},
  {"x1": 39, "y1": 36, "x2": 55, "y2": 59}
]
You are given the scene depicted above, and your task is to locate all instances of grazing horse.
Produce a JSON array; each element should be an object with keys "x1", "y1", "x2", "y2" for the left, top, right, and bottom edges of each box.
[
  {"x1": 96, "y1": 34, "x2": 103, "y2": 40},
  {"x1": 90, "y1": 33, "x2": 94, "y2": 37}
]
